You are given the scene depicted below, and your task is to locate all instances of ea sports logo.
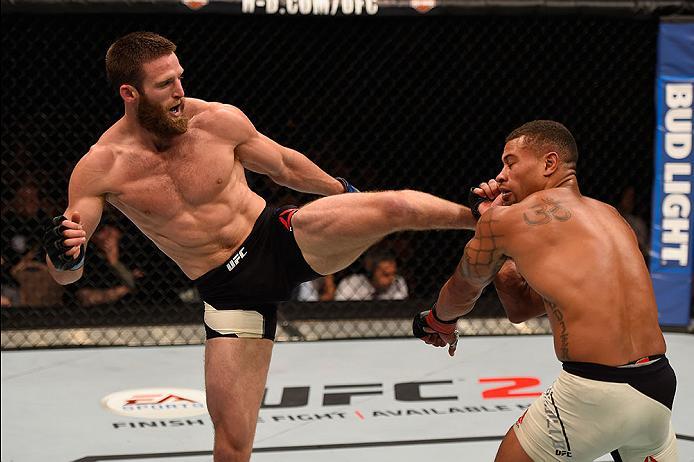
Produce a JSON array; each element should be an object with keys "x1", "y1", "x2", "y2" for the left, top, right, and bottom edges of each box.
[
  {"x1": 181, "y1": 0, "x2": 209, "y2": 9},
  {"x1": 102, "y1": 388, "x2": 207, "y2": 419},
  {"x1": 410, "y1": 0, "x2": 435, "y2": 13}
]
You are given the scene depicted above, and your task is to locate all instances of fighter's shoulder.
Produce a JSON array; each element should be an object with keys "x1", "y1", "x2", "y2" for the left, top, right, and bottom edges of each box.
[
  {"x1": 476, "y1": 192, "x2": 547, "y2": 232},
  {"x1": 584, "y1": 196, "x2": 632, "y2": 230},
  {"x1": 67, "y1": 142, "x2": 118, "y2": 194},
  {"x1": 75, "y1": 141, "x2": 117, "y2": 174},
  {"x1": 584, "y1": 195, "x2": 618, "y2": 214},
  {"x1": 85, "y1": 120, "x2": 138, "y2": 163},
  {"x1": 476, "y1": 201, "x2": 518, "y2": 231},
  {"x1": 191, "y1": 99, "x2": 254, "y2": 137},
  {"x1": 513, "y1": 190, "x2": 578, "y2": 226}
]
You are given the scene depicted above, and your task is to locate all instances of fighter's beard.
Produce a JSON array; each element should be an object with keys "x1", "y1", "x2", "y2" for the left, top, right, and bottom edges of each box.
[{"x1": 137, "y1": 95, "x2": 189, "y2": 138}]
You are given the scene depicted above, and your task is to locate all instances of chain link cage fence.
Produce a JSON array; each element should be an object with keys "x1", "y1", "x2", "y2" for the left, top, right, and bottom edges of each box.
[{"x1": 1, "y1": 9, "x2": 689, "y2": 348}]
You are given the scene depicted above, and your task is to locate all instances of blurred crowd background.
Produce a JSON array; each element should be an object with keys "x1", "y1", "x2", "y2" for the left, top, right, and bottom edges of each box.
[{"x1": 0, "y1": 12, "x2": 675, "y2": 345}]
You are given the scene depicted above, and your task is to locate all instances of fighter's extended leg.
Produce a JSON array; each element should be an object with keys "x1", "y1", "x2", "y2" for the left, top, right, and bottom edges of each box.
[
  {"x1": 292, "y1": 189, "x2": 475, "y2": 275},
  {"x1": 205, "y1": 338, "x2": 273, "y2": 462}
]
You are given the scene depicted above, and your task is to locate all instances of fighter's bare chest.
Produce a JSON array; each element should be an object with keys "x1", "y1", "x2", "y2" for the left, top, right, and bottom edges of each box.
[{"x1": 109, "y1": 140, "x2": 237, "y2": 215}]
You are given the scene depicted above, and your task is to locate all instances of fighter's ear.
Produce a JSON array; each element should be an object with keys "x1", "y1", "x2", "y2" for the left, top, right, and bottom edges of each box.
[
  {"x1": 119, "y1": 84, "x2": 139, "y2": 103},
  {"x1": 543, "y1": 151, "x2": 559, "y2": 176}
]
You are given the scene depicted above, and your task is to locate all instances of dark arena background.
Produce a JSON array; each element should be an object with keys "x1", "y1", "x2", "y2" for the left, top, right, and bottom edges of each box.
[
  {"x1": 2, "y1": 2, "x2": 694, "y2": 462},
  {"x1": 1, "y1": 3, "x2": 692, "y2": 343}
]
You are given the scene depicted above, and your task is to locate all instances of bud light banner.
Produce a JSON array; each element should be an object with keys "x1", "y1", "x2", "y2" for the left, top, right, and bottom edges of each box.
[{"x1": 650, "y1": 19, "x2": 694, "y2": 326}]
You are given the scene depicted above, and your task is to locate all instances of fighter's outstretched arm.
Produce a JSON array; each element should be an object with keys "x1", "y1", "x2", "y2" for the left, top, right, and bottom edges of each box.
[
  {"x1": 436, "y1": 207, "x2": 509, "y2": 320},
  {"x1": 494, "y1": 260, "x2": 546, "y2": 323},
  {"x1": 229, "y1": 106, "x2": 345, "y2": 196},
  {"x1": 45, "y1": 149, "x2": 107, "y2": 285},
  {"x1": 412, "y1": 207, "x2": 509, "y2": 355}
]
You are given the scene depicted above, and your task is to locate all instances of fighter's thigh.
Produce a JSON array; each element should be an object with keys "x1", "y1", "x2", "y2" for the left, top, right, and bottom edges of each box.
[
  {"x1": 504, "y1": 395, "x2": 558, "y2": 462},
  {"x1": 292, "y1": 191, "x2": 409, "y2": 273},
  {"x1": 293, "y1": 191, "x2": 409, "y2": 252},
  {"x1": 495, "y1": 426, "x2": 534, "y2": 462},
  {"x1": 205, "y1": 338, "x2": 273, "y2": 437},
  {"x1": 617, "y1": 419, "x2": 679, "y2": 462}
]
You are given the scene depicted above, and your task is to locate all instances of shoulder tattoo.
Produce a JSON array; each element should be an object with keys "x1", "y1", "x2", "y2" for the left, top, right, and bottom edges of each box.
[{"x1": 523, "y1": 198, "x2": 572, "y2": 226}]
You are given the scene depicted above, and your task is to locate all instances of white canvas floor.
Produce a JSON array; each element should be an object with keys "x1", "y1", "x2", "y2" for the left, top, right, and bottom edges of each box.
[{"x1": 2, "y1": 334, "x2": 693, "y2": 462}]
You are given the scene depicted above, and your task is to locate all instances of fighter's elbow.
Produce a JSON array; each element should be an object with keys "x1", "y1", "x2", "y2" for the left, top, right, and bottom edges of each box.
[
  {"x1": 504, "y1": 304, "x2": 534, "y2": 324},
  {"x1": 508, "y1": 313, "x2": 530, "y2": 324},
  {"x1": 506, "y1": 304, "x2": 545, "y2": 324}
]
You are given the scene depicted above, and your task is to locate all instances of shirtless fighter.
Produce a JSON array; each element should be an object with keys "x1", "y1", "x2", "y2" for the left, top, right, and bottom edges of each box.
[
  {"x1": 43, "y1": 32, "x2": 478, "y2": 461},
  {"x1": 413, "y1": 120, "x2": 678, "y2": 461}
]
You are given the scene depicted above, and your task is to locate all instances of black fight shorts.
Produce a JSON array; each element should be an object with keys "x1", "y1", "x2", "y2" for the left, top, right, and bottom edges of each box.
[{"x1": 194, "y1": 206, "x2": 321, "y2": 341}]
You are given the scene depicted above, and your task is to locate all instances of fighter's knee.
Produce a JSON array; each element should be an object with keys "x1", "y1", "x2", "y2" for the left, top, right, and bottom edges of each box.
[
  {"x1": 213, "y1": 428, "x2": 253, "y2": 462},
  {"x1": 214, "y1": 441, "x2": 252, "y2": 462},
  {"x1": 380, "y1": 190, "x2": 420, "y2": 225}
]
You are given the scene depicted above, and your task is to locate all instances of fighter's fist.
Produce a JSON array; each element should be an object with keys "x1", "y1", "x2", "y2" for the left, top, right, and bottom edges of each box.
[
  {"x1": 43, "y1": 212, "x2": 87, "y2": 271},
  {"x1": 469, "y1": 179, "x2": 504, "y2": 219},
  {"x1": 413, "y1": 307, "x2": 459, "y2": 357}
]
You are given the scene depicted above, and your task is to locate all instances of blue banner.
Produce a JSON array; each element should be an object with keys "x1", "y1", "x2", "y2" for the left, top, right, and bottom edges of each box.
[{"x1": 650, "y1": 20, "x2": 694, "y2": 326}]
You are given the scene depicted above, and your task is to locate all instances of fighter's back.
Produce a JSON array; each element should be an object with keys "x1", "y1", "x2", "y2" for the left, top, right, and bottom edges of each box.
[{"x1": 501, "y1": 187, "x2": 666, "y2": 365}]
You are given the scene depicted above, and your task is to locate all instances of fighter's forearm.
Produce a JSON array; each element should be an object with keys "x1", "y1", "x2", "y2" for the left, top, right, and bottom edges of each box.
[
  {"x1": 274, "y1": 147, "x2": 344, "y2": 196},
  {"x1": 434, "y1": 273, "x2": 484, "y2": 321},
  {"x1": 460, "y1": 208, "x2": 478, "y2": 230},
  {"x1": 46, "y1": 256, "x2": 84, "y2": 285},
  {"x1": 493, "y1": 260, "x2": 545, "y2": 323}
]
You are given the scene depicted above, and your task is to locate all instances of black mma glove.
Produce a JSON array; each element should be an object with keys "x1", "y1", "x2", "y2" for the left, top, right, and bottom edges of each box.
[
  {"x1": 336, "y1": 177, "x2": 359, "y2": 193},
  {"x1": 43, "y1": 215, "x2": 85, "y2": 271},
  {"x1": 468, "y1": 187, "x2": 488, "y2": 221}
]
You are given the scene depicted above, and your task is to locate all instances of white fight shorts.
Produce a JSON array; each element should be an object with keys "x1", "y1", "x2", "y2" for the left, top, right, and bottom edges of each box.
[{"x1": 513, "y1": 356, "x2": 678, "y2": 462}]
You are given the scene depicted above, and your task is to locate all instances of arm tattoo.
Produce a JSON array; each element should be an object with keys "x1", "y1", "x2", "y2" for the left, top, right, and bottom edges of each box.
[
  {"x1": 523, "y1": 198, "x2": 572, "y2": 226},
  {"x1": 547, "y1": 300, "x2": 570, "y2": 361},
  {"x1": 460, "y1": 211, "x2": 506, "y2": 282}
]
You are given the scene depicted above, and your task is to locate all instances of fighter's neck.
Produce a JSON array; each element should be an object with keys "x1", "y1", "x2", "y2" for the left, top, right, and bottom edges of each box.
[
  {"x1": 549, "y1": 174, "x2": 580, "y2": 194},
  {"x1": 120, "y1": 113, "x2": 179, "y2": 152}
]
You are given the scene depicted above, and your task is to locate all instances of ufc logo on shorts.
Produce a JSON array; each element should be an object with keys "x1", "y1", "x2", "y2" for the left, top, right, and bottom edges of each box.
[{"x1": 226, "y1": 247, "x2": 247, "y2": 271}]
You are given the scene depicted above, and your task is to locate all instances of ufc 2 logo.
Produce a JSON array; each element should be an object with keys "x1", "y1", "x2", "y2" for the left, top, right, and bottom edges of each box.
[{"x1": 226, "y1": 247, "x2": 247, "y2": 271}]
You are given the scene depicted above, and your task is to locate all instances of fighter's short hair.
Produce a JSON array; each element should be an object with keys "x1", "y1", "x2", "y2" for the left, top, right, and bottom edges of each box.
[
  {"x1": 105, "y1": 31, "x2": 177, "y2": 91},
  {"x1": 506, "y1": 120, "x2": 579, "y2": 167}
]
